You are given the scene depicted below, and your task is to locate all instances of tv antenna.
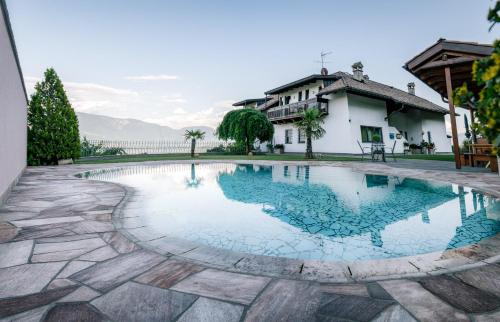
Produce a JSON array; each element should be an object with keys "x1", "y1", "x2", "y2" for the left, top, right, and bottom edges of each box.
[{"x1": 315, "y1": 51, "x2": 333, "y2": 68}]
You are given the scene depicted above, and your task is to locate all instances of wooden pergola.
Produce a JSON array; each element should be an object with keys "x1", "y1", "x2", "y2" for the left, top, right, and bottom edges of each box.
[{"x1": 404, "y1": 39, "x2": 493, "y2": 169}]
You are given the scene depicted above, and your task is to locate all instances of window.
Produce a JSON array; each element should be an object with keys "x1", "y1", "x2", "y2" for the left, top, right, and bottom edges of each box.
[
  {"x1": 298, "y1": 91, "x2": 302, "y2": 102},
  {"x1": 404, "y1": 131, "x2": 408, "y2": 140},
  {"x1": 318, "y1": 86, "x2": 322, "y2": 92},
  {"x1": 360, "y1": 126, "x2": 383, "y2": 143},
  {"x1": 285, "y1": 96, "x2": 291, "y2": 104},
  {"x1": 305, "y1": 89, "x2": 309, "y2": 100},
  {"x1": 298, "y1": 129, "x2": 306, "y2": 143},
  {"x1": 279, "y1": 97, "x2": 283, "y2": 106},
  {"x1": 285, "y1": 129, "x2": 293, "y2": 144},
  {"x1": 427, "y1": 131, "x2": 432, "y2": 143}
]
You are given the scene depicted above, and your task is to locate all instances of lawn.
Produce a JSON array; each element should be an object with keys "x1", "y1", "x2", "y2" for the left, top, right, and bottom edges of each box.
[{"x1": 75, "y1": 153, "x2": 456, "y2": 164}]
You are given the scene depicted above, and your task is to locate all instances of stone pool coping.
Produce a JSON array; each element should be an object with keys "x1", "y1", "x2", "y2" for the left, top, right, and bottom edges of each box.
[
  {"x1": 1, "y1": 159, "x2": 500, "y2": 321},
  {"x1": 78, "y1": 159, "x2": 500, "y2": 283}
]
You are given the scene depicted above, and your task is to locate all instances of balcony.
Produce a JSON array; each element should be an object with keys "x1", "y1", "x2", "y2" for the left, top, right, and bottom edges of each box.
[{"x1": 266, "y1": 98, "x2": 328, "y2": 123}]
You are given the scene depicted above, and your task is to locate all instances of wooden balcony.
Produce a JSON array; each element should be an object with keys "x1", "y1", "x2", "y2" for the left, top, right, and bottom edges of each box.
[{"x1": 266, "y1": 98, "x2": 328, "y2": 123}]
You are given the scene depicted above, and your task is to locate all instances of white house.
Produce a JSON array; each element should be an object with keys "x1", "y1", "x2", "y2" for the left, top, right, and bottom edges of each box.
[
  {"x1": 0, "y1": 0, "x2": 27, "y2": 203},
  {"x1": 242, "y1": 63, "x2": 451, "y2": 154}
]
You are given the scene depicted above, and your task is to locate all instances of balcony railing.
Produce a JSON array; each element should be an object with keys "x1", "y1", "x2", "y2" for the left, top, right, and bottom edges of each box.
[{"x1": 266, "y1": 98, "x2": 328, "y2": 122}]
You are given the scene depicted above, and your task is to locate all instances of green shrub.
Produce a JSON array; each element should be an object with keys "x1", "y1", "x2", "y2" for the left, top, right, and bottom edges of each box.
[{"x1": 28, "y1": 68, "x2": 80, "y2": 165}]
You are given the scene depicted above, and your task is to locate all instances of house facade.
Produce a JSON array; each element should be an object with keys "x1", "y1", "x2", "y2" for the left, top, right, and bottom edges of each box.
[
  {"x1": 0, "y1": 0, "x2": 27, "y2": 203},
  {"x1": 245, "y1": 63, "x2": 451, "y2": 154}
]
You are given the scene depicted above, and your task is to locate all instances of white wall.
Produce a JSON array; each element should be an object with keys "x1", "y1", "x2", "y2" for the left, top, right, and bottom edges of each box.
[
  {"x1": 0, "y1": 2, "x2": 27, "y2": 202},
  {"x1": 421, "y1": 112, "x2": 451, "y2": 153}
]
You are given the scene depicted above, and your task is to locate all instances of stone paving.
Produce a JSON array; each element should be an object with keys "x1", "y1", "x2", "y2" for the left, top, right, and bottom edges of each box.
[{"x1": 0, "y1": 160, "x2": 499, "y2": 322}]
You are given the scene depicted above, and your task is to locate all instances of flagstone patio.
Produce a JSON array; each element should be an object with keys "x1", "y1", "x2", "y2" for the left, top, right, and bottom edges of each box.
[{"x1": 0, "y1": 160, "x2": 499, "y2": 322}]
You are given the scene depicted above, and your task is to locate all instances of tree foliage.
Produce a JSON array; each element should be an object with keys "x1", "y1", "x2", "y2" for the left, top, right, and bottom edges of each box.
[
  {"x1": 453, "y1": 2, "x2": 500, "y2": 155},
  {"x1": 28, "y1": 68, "x2": 80, "y2": 165},
  {"x1": 216, "y1": 109, "x2": 274, "y2": 154},
  {"x1": 184, "y1": 129, "x2": 206, "y2": 157},
  {"x1": 294, "y1": 108, "x2": 326, "y2": 159}
]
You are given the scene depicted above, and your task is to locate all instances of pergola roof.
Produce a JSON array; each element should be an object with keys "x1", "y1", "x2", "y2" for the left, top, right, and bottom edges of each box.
[{"x1": 404, "y1": 39, "x2": 493, "y2": 99}]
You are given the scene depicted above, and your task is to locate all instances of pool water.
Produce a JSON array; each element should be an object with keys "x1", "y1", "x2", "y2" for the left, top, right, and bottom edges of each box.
[{"x1": 85, "y1": 163, "x2": 500, "y2": 261}]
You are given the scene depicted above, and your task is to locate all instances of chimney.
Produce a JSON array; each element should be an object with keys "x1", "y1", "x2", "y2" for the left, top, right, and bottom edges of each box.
[
  {"x1": 407, "y1": 82, "x2": 415, "y2": 95},
  {"x1": 352, "y1": 62, "x2": 364, "y2": 81},
  {"x1": 320, "y1": 67, "x2": 329, "y2": 76}
]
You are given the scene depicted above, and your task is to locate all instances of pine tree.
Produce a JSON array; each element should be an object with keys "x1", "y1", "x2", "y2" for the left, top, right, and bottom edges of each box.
[{"x1": 27, "y1": 68, "x2": 80, "y2": 165}]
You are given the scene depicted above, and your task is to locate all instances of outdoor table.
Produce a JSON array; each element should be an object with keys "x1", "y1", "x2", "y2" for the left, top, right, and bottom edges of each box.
[{"x1": 371, "y1": 143, "x2": 386, "y2": 162}]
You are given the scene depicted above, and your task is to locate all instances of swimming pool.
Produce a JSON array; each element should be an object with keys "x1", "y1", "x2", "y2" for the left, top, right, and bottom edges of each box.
[{"x1": 84, "y1": 163, "x2": 500, "y2": 261}]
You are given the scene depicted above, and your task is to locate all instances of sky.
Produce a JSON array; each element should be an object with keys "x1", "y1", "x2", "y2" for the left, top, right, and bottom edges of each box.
[{"x1": 6, "y1": 0, "x2": 498, "y2": 132}]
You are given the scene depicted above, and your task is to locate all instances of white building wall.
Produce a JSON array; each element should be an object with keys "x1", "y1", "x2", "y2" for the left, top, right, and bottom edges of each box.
[
  {"x1": 271, "y1": 91, "x2": 448, "y2": 155},
  {"x1": 0, "y1": 2, "x2": 27, "y2": 203}
]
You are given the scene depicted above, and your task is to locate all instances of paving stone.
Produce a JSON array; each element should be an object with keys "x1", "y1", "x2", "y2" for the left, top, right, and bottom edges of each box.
[
  {"x1": 101, "y1": 232, "x2": 137, "y2": 253},
  {"x1": 32, "y1": 238, "x2": 106, "y2": 262},
  {"x1": 0, "y1": 240, "x2": 33, "y2": 268},
  {"x1": 69, "y1": 220, "x2": 114, "y2": 234},
  {"x1": 379, "y1": 279, "x2": 469, "y2": 322},
  {"x1": 454, "y1": 264, "x2": 500, "y2": 298},
  {"x1": 244, "y1": 279, "x2": 323, "y2": 322},
  {"x1": 0, "y1": 262, "x2": 67, "y2": 298},
  {"x1": 316, "y1": 293, "x2": 393, "y2": 322},
  {"x1": 473, "y1": 310, "x2": 500, "y2": 322},
  {"x1": 126, "y1": 227, "x2": 167, "y2": 242},
  {"x1": 145, "y1": 236, "x2": 199, "y2": 255},
  {"x1": 171, "y1": 268, "x2": 270, "y2": 305},
  {"x1": 181, "y1": 246, "x2": 244, "y2": 267},
  {"x1": 0, "y1": 285, "x2": 78, "y2": 318},
  {"x1": 57, "y1": 286, "x2": 101, "y2": 303},
  {"x1": 77, "y1": 246, "x2": 118, "y2": 261},
  {"x1": 418, "y1": 275, "x2": 500, "y2": 313},
  {"x1": 371, "y1": 304, "x2": 417, "y2": 322},
  {"x1": 320, "y1": 283, "x2": 370, "y2": 297},
  {"x1": 82, "y1": 212, "x2": 112, "y2": 221},
  {"x1": 92, "y1": 282, "x2": 197, "y2": 322},
  {"x1": 57, "y1": 261, "x2": 96, "y2": 278},
  {"x1": 300, "y1": 260, "x2": 352, "y2": 283},
  {"x1": 37, "y1": 233, "x2": 99, "y2": 243},
  {"x1": 0, "y1": 305, "x2": 50, "y2": 322},
  {"x1": 0, "y1": 222, "x2": 18, "y2": 243},
  {"x1": 367, "y1": 282, "x2": 393, "y2": 300},
  {"x1": 43, "y1": 302, "x2": 107, "y2": 322},
  {"x1": 177, "y1": 297, "x2": 244, "y2": 322},
  {"x1": 134, "y1": 258, "x2": 204, "y2": 289},
  {"x1": 47, "y1": 278, "x2": 77, "y2": 290},
  {"x1": 10, "y1": 216, "x2": 84, "y2": 227},
  {"x1": 13, "y1": 227, "x2": 74, "y2": 241},
  {"x1": 0, "y1": 212, "x2": 37, "y2": 221},
  {"x1": 71, "y1": 249, "x2": 165, "y2": 292},
  {"x1": 234, "y1": 255, "x2": 303, "y2": 277}
]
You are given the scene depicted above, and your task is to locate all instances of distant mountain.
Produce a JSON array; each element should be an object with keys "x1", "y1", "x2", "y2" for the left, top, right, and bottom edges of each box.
[{"x1": 77, "y1": 112, "x2": 216, "y2": 141}]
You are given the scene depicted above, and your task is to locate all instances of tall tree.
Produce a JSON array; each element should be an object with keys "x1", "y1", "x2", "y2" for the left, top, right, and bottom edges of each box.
[
  {"x1": 295, "y1": 108, "x2": 326, "y2": 159},
  {"x1": 454, "y1": 1, "x2": 499, "y2": 155},
  {"x1": 28, "y1": 68, "x2": 80, "y2": 165},
  {"x1": 184, "y1": 129, "x2": 205, "y2": 157},
  {"x1": 216, "y1": 109, "x2": 274, "y2": 154}
]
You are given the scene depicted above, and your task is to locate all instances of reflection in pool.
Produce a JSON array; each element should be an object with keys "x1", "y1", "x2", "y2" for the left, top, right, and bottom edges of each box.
[{"x1": 84, "y1": 163, "x2": 500, "y2": 261}]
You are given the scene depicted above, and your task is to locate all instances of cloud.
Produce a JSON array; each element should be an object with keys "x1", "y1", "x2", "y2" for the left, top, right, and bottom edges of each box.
[
  {"x1": 24, "y1": 76, "x2": 235, "y2": 129},
  {"x1": 124, "y1": 74, "x2": 179, "y2": 81}
]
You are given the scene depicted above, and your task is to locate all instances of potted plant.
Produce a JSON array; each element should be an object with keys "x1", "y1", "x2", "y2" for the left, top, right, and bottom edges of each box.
[
  {"x1": 372, "y1": 134, "x2": 381, "y2": 143},
  {"x1": 409, "y1": 143, "x2": 421, "y2": 154},
  {"x1": 274, "y1": 144, "x2": 285, "y2": 154},
  {"x1": 266, "y1": 143, "x2": 274, "y2": 153},
  {"x1": 403, "y1": 142, "x2": 410, "y2": 154},
  {"x1": 427, "y1": 142, "x2": 436, "y2": 154}
]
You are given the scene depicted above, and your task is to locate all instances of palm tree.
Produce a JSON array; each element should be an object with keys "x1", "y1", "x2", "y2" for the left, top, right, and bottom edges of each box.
[
  {"x1": 295, "y1": 108, "x2": 326, "y2": 159},
  {"x1": 184, "y1": 129, "x2": 205, "y2": 157}
]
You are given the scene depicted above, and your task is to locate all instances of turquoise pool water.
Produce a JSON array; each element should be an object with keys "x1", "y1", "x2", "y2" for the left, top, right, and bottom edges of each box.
[{"x1": 85, "y1": 163, "x2": 500, "y2": 261}]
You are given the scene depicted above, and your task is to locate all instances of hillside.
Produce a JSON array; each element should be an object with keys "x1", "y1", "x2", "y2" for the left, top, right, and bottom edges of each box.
[{"x1": 77, "y1": 112, "x2": 216, "y2": 141}]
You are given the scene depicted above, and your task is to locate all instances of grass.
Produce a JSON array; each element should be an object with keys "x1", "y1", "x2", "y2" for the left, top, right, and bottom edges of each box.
[
  {"x1": 396, "y1": 154, "x2": 455, "y2": 162},
  {"x1": 75, "y1": 152, "x2": 456, "y2": 164},
  {"x1": 75, "y1": 153, "x2": 362, "y2": 164}
]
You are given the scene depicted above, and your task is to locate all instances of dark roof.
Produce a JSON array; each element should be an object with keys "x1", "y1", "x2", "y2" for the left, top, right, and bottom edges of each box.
[
  {"x1": 317, "y1": 72, "x2": 449, "y2": 114},
  {"x1": 232, "y1": 97, "x2": 269, "y2": 107},
  {"x1": 265, "y1": 74, "x2": 338, "y2": 95},
  {"x1": 1, "y1": 0, "x2": 28, "y2": 102},
  {"x1": 403, "y1": 39, "x2": 493, "y2": 98}
]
